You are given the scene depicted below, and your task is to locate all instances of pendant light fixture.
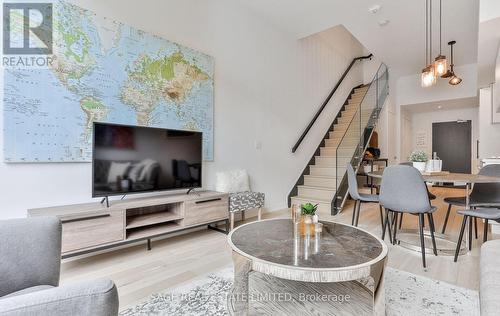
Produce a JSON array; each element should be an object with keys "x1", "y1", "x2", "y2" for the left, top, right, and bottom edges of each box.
[
  {"x1": 433, "y1": 0, "x2": 447, "y2": 76},
  {"x1": 421, "y1": 0, "x2": 436, "y2": 87},
  {"x1": 443, "y1": 40, "x2": 462, "y2": 85}
]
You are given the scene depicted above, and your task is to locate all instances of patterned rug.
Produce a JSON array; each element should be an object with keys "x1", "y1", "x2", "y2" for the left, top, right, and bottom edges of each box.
[{"x1": 120, "y1": 267, "x2": 479, "y2": 316}]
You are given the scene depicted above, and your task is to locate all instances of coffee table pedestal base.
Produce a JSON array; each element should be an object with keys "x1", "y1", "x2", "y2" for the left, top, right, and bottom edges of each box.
[{"x1": 228, "y1": 252, "x2": 386, "y2": 316}]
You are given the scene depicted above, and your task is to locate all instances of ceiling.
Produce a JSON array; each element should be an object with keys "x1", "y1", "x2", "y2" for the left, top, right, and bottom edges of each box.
[
  {"x1": 234, "y1": 0, "x2": 479, "y2": 76},
  {"x1": 402, "y1": 96, "x2": 479, "y2": 114}
]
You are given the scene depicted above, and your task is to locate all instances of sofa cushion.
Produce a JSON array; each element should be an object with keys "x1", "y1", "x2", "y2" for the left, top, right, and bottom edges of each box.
[
  {"x1": 480, "y1": 239, "x2": 500, "y2": 316},
  {"x1": 2, "y1": 285, "x2": 54, "y2": 299},
  {"x1": 0, "y1": 279, "x2": 118, "y2": 316}
]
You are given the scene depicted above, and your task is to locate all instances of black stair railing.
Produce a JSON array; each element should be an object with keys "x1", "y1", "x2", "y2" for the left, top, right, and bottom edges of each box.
[{"x1": 291, "y1": 53, "x2": 373, "y2": 153}]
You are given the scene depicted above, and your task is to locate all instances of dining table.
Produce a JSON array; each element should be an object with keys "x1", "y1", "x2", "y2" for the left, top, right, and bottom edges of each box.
[{"x1": 367, "y1": 170, "x2": 500, "y2": 256}]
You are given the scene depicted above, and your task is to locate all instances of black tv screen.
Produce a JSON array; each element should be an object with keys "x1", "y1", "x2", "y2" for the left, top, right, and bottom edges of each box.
[{"x1": 92, "y1": 122, "x2": 202, "y2": 197}]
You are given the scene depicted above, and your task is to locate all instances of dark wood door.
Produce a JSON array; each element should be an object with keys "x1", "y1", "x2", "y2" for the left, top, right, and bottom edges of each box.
[{"x1": 432, "y1": 121, "x2": 471, "y2": 173}]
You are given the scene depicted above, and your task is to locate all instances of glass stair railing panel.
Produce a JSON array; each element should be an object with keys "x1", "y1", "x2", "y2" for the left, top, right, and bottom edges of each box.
[{"x1": 333, "y1": 63, "x2": 389, "y2": 213}]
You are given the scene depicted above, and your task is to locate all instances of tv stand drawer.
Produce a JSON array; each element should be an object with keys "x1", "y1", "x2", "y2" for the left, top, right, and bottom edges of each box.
[
  {"x1": 61, "y1": 210, "x2": 124, "y2": 253},
  {"x1": 184, "y1": 196, "x2": 228, "y2": 226}
]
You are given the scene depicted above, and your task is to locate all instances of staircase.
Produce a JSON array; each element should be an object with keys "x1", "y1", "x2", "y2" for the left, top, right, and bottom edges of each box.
[
  {"x1": 290, "y1": 85, "x2": 369, "y2": 214},
  {"x1": 288, "y1": 61, "x2": 388, "y2": 216}
]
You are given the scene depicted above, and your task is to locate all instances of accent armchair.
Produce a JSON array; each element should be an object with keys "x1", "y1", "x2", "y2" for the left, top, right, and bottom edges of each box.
[
  {"x1": 215, "y1": 169, "x2": 265, "y2": 230},
  {"x1": 0, "y1": 217, "x2": 119, "y2": 315}
]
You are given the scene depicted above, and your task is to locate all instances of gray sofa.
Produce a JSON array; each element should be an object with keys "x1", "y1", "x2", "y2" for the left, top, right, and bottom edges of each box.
[
  {"x1": 0, "y1": 217, "x2": 119, "y2": 315},
  {"x1": 480, "y1": 239, "x2": 500, "y2": 316}
]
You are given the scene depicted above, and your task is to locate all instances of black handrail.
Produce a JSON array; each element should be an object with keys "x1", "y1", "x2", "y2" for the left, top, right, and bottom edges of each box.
[{"x1": 291, "y1": 53, "x2": 373, "y2": 153}]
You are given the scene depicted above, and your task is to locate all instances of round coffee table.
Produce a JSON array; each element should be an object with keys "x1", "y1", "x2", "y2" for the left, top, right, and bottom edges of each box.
[{"x1": 227, "y1": 219, "x2": 388, "y2": 315}]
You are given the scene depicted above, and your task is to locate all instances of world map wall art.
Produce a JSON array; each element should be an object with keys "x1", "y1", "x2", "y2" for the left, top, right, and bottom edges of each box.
[{"x1": 4, "y1": 0, "x2": 214, "y2": 162}]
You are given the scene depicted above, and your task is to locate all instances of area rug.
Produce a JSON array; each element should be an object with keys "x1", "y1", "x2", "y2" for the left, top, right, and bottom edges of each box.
[{"x1": 120, "y1": 267, "x2": 479, "y2": 316}]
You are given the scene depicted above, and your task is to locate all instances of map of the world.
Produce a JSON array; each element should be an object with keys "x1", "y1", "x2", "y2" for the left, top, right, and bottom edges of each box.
[{"x1": 4, "y1": 0, "x2": 214, "y2": 162}]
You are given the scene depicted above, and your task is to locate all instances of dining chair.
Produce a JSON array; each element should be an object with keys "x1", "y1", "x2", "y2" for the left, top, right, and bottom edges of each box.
[
  {"x1": 380, "y1": 165, "x2": 438, "y2": 268},
  {"x1": 442, "y1": 164, "x2": 500, "y2": 236},
  {"x1": 346, "y1": 164, "x2": 384, "y2": 230},
  {"x1": 454, "y1": 207, "x2": 500, "y2": 262},
  {"x1": 396, "y1": 162, "x2": 436, "y2": 229}
]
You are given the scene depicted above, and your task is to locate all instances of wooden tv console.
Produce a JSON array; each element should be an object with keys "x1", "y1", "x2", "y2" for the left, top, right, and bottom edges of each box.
[{"x1": 27, "y1": 191, "x2": 229, "y2": 259}]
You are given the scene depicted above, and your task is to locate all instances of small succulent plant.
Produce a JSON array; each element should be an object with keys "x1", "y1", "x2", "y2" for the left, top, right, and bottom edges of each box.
[
  {"x1": 301, "y1": 203, "x2": 318, "y2": 215},
  {"x1": 409, "y1": 150, "x2": 428, "y2": 162}
]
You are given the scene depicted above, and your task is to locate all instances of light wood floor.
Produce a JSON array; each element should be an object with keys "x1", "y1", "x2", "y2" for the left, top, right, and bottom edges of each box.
[{"x1": 60, "y1": 186, "x2": 495, "y2": 311}]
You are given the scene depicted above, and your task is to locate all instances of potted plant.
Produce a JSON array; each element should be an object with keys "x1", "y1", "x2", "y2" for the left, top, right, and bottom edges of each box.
[
  {"x1": 409, "y1": 150, "x2": 428, "y2": 172},
  {"x1": 299, "y1": 203, "x2": 318, "y2": 236}
]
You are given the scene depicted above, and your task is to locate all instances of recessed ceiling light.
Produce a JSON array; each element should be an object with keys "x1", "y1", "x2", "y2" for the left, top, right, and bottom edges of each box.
[
  {"x1": 378, "y1": 19, "x2": 390, "y2": 26},
  {"x1": 438, "y1": 105, "x2": 442, "y2": 109},
  {"x1": 369, "y1": 5, "x2": 381, "y2": 14}
]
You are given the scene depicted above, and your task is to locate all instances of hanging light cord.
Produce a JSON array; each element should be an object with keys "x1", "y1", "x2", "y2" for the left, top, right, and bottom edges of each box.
[
  {"x1": 430, "y1": 0, "x2": 432, "y2": 64},
  {"x1": 439, "y1": 0, "x2": 442, "y2": 55},
  {"x1": 425, "y1": 0, "x2": 428, "y2": 65}
]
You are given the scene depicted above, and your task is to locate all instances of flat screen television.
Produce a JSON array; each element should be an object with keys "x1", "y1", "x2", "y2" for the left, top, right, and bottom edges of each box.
[{"x1": 92, "y1": 122, "x2": 202, "y2": 197}]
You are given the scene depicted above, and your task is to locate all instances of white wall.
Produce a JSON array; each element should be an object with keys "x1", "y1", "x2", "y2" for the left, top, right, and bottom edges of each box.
[
  {"x1": 400, "y1": 107, "x2": 413, "y2": 162},
  {"x1": 480, "y1": 0, "x2": 500, "y2": 22},
  {"x1": 409, "y1": 106, "x2": 479, "y2": 170},
  {"x1": 479, "y1": 86, "x2": 500, "y2": 158},
  {"x1": 0, "y1": 0, "x2": 366, "y2": 219},
  {"x1": 375, "y1": 97, "x2": 397, "y2": 164}
]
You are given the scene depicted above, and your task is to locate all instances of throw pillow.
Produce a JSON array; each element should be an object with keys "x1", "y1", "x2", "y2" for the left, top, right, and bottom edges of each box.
[{"x1": 216, "y1": 169, "x2": 250, "y2": 193}]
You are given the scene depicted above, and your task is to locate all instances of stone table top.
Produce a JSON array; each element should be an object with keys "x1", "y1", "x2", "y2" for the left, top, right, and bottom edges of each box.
[{"x1": 228, "y1": 219, "x2": 386, "y2": 271}]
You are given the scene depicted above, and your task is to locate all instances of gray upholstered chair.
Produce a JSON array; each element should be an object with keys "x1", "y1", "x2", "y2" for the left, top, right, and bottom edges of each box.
[
  {"x1": 454, "y1": 207, "x2": 500, "y2": 262},
  {"x1": 396, "y1": 162, "x2": 436, "y2": 229},
  {"x1": 346, "y1": 164, "x2": 384, "y2": 229},
  {"x1": 0, "y1": 217, "x2": 119, "y2": 316},
  {"x1": 442, "y1": 164, "x2": 500, "y2": 236},
  {"x1": 379, "y1": 165, "x2": 438, "y2": 268}
]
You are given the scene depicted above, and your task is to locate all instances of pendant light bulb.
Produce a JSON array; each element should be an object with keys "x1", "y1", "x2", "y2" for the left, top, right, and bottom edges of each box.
[
  {"x1": 434, "y1": 55, "x2": 448, "y2": 77},
  {"x1": 449, "y1": 75, "x2": 462, "y2": 85},
  {"x1": 434, "y1": 0, "x2": 447, "y2": 77},
  {"x1": 421, "y1": 65, "x2": 436, "y2": 87}
]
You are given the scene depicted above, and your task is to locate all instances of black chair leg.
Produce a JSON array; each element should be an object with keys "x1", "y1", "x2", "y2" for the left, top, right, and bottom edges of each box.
[
  {"x1": 351, "y1": 200, "x2": 358, "y2": 226},
  {"x1": 355, "y1": 201, "x2": 361, "y2": 227},
  {"x1": 484, "y1": 219, "x2": 489, "y2": 243},
  {"x1": 391, "y1": 212, "x2": 396, "y2": 232},
  {"x1": 382, "y1": 208, "x2": 393, "y2": 243},
  {"x1": 392, "y1": 212, "x2": 399, "y2": 245},
  {"x1": 398, "y1": 213, "x2": 404, "y2": 229},
  {"x1": 441, "y1": 204, "x2": 452, "y2": 234},
  {"x1": 474, "y1": 217, "x2": 478, "y2": 239},
  {"x1": 468, "y1": 216, "x2": 473, "y2": 251},
  {"x1": 418, "y1": 213, "x2": 426, "y2": 268},
  {"x1": 379, "y1": 205, "x2": 384, "y2": 230},
  {"x1": 454, "y1": 216, "x2": 468, "y2": 262},
  {"x1": 427, "y1": 213, "x2": 438, "y2": 256}
]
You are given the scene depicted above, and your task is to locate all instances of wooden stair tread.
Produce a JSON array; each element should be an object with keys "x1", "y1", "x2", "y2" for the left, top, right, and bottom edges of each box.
[
  {"x1": 291, "y1": 196, "x2": 332, "y2": 203},
  {"x1": 297, "y1": 185, "x2": 336, "y2": 191},
  {"x1": 304, "y1": 175, "x2": 338, "y2": 179}
]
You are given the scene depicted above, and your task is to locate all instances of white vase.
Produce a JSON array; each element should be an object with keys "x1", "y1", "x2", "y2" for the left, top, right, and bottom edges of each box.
[
  {"x1": 413, "y1": 161, "x2": 427, "y2": 173},
  {"x1": 312, "y1": 214, "x2": 319, "y2": 224}
]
